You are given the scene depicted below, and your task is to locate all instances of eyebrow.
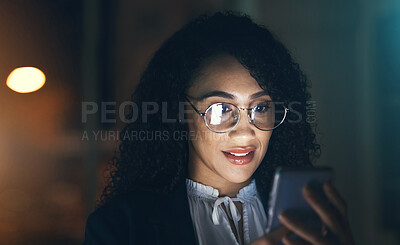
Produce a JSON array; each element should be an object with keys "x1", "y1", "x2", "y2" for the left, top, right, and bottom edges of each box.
[{"x1": 189, "y1": 90, "x2": 269, "y2": 101}]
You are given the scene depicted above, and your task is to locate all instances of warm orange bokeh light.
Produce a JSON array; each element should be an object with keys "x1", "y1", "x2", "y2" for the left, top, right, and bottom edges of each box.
[{"x1": 6, "y1": 67, "x2": 46, "y2": 93}]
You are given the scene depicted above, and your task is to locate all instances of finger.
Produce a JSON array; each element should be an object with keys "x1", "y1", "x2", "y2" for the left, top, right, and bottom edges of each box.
[
  {"x1": 302, "y1": 185, "x2": 345, "y2": 236},
  {"x1": 249, "y1": 226, "x2": 291, "y2": 245},
  {"x1": 282, "y1": 234, "x2": 310, "y2": 245},
  {"x1": 279, "y1": 212, "x2": 332, "y2": 245},
  {"x1": 323, "y1": 181, "x2": 347, "y2": 219}
]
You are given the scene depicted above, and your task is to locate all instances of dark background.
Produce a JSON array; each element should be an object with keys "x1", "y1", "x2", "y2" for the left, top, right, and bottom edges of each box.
[{"x1": 0, "y1": 0, "x2": 399, "y2": 244}]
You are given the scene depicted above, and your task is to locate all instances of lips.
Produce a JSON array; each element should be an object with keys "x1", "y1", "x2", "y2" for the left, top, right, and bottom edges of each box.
[{"x1": 222, "y1": 147, "x2": 256, "y2": 165}]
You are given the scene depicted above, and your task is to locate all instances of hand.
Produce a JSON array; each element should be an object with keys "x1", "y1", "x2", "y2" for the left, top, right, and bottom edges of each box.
[
  {"x1": 278, "y1": 182, "x2": 355, "y2": 245},
  {"x1": 248, "y1": 225, "x2": 291, "y2": 245}
]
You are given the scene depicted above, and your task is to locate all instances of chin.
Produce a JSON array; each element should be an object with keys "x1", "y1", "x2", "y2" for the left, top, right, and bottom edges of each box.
[{"x1": 224, "y1": 173, "x2": 254, "y2": 184}]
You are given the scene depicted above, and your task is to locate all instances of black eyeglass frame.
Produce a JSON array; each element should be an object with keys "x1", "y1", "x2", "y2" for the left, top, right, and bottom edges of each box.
[{"x1": 184, "y1": 96, "x2": 289, "y2": 133}]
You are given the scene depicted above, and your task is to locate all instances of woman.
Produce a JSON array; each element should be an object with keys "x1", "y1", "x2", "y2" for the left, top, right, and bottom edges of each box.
[{"x1": 83, "y1": 11, "x2": 355, "y2": 245}]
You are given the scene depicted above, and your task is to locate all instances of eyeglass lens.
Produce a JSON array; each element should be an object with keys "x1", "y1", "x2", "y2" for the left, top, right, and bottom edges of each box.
[{"x1": 204, "y1": 102, "x2": 286, "y2": 132}]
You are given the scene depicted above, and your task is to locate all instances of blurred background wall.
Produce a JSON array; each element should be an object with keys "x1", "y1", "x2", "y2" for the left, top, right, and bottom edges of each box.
[{"x1": 0, "y1": 0, "x2": 399, "y2": 244}]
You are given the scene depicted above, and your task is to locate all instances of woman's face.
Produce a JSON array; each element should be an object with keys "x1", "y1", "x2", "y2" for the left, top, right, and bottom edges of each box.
[{"x1": 186, "y1": 54, "x2": 273, "y2": 194}]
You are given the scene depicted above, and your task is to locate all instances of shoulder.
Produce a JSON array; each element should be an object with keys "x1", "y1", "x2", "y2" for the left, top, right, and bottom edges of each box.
[
  {"x1": 83, "y1": 179, "x2": 190, "y2": 244},
  {"x1": 94, "y1": 190, "x2": 158, "y2": 216},
  {"x1": 87, "y1": 189, "x2": 167, "y2": 225},
  {"x1": 83, "y1": 190, "x2": 167, "y2": 244}
]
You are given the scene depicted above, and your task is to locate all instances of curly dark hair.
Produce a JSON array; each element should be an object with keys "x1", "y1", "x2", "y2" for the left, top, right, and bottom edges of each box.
[{"x1": 97, "y1": 10, "x2": 321, "y2": 207}]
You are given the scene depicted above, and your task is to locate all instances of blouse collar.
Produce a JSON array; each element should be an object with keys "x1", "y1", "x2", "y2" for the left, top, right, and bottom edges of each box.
[
  {"x1": 185, "y1": 178, "x2": 258, "y2": 201},
  {"x1": 186, "y1": 178, "x2": 259, "y2": 226}
]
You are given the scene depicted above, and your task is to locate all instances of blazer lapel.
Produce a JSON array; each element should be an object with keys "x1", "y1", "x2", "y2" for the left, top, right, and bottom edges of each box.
[
  {"x1": 147, "y1": 177, "x2": 197, "y2": 245},
  {"x1": 173, "y1": 177, "x2": 197, "y2": 244}
]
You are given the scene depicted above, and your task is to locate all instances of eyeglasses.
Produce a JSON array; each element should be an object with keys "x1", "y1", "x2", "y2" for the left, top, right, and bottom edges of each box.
[{"x1": 185, "y1": 96, "x2": 289, "y2": 133}]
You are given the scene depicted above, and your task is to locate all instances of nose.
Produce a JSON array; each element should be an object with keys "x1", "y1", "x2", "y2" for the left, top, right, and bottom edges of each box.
[{"x1": 228, "y1": 109, "x2": 255, "y2": 137}]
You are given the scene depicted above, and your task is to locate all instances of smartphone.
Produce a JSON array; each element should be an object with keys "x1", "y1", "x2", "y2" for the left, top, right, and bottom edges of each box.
[{"x1": 266, "y1": 166, "x2": 334, "y2": 233}]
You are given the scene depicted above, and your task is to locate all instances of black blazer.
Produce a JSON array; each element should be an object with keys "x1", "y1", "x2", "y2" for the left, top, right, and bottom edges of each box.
[{"x1": 82, "y1": 177, "x2": 270, "y2": 245}]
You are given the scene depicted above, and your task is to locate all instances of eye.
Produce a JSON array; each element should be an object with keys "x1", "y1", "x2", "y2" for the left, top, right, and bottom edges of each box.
[
  {"x1": 208, "y1": 103, "x2": 233, "y2": 115},
  {"x1": 254, "y1": 103, "x2": 270, "y2": 113},
  {"x1": 221, "y1": 104, "x2": 232, "y2": 114}
]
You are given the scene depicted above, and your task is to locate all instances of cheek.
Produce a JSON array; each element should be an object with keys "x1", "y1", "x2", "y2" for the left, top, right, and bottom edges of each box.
[
  {"x1": 257, "y1": 132, "x2": 272, "y2": 157},
  {"x1": 188, "y1": 119, "x2": 227, "y2": 156},
  {"x1": 188, "y1": 116, "x2": 211, "y2": 148}
]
